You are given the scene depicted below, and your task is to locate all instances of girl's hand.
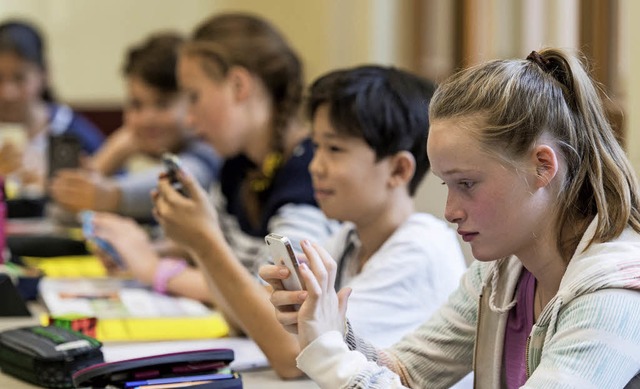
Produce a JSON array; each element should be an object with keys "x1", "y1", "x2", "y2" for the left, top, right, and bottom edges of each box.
[
  {"x1": 259, "y1": 263, "x2": 310, "y2": 334},
  {"x1": 152, "y1": 168, "x2": 221, "y2": 254},
  {"x1": 49, "y1": 169, "x2": 119, "y2": 212},
  {"x1": 260, "y1": 243, "x2": 352, "y2": 346},
  {"x1": 0, "y1": 142, "x2": 23, "y2": 176},
  {"x1": 91, "y1": 212, "x2": 159, "y2": 285}
]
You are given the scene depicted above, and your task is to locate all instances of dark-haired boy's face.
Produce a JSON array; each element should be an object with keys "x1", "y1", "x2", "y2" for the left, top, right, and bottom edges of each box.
[{"x1": 309, "y1": 105, "x2": 395, "y2": 225}]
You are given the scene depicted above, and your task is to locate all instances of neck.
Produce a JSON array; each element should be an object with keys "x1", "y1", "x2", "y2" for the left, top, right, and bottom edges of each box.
[
  {"x1": 24, "y1": 102, "x2": 49, "y2": 138},
  {"x1": 518, "y1": 220, "x2": 568, "y2": 307},
  {"x1": 245, "y1": 118, "x2": 305, "y2": 167},
  {"x1": 353, "y1": 192, "x2": 414, "y2": 266}
]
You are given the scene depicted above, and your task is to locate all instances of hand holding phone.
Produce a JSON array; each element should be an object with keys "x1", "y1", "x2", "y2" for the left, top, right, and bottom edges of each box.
[
  {"x1": 48, "y1": 134, "x2": 81, "y2": 178},
  {"x1": 80, "y1": 210, "x2": 124, "y2": 268},
  {"x1": 265, "y1": 233, "x2": 305, "y2": 292},
  {"x1": 161, "y1": 152, "x2": 188, "y2": 197}
]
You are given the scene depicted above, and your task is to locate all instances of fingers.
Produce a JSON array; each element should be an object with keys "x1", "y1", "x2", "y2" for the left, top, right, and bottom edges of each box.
[
  {"x1": 337, "y1": 287, "x2": 352, "y2": 318},
  {"x1": 157, "y1": 175, "x2": 191, "y2": 208},
  {"x1": 274, "y1": 310, "x2": 302, "y2": 328},
  {"x1": 300, "y1": 240, "x2": 338, "y2": 293},
  {"x1": 313, "y1": 242, "x2": 338, "y2": 291},
  {"x1": 270, "y1": 289, "x2": 307, "y2": 312},
  {"x1": 258, "y1": 264, "x2": 290, "y2": 291}
]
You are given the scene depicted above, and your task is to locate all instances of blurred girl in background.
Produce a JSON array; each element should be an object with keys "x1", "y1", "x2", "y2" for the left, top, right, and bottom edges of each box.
[
  {"x1": 0, "y1": 19, "x2": 103, "y2": 202},
  {"x1": 50, "y1": 32, "x2": 220, "y2": 221},
  {"x1": 89, "y1": 15, "x2": 335, "y2": 379}
]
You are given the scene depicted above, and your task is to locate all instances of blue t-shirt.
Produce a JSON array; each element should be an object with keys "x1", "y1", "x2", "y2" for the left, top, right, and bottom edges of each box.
[{"x1": 48, "y1": 103, "x2": 104, "y2": 153}]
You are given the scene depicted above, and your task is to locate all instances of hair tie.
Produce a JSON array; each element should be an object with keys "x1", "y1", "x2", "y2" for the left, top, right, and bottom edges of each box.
[{"x1": 526, "y1": 50, "x2": 552, "y2": 73}]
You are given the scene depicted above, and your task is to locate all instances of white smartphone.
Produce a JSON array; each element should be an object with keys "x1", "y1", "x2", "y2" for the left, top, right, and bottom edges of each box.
[{"x1": 265, "y1": 233, "x2": 305, "y2": 291}]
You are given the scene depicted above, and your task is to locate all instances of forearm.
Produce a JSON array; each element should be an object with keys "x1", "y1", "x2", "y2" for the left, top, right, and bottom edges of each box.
[
  {"x1": 166, "y1": 267, "x2": 215, "y2": 305},
  {"x1": 90, "y1": 137, "x2": 135, "y2": 175},
  {"x1": 190, "y1": 229, "x2": 303, "y2": 378}
]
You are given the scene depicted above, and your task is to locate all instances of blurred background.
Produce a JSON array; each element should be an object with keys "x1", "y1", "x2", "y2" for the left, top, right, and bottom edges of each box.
[{"x1": 1, "y1": 0, "x2": 637, "y2": 262}]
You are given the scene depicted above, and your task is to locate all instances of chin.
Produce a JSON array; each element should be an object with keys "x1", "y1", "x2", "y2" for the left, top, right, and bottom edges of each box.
[{"x1": 470, "y1": 247, "x2": 503, "y2": 262}]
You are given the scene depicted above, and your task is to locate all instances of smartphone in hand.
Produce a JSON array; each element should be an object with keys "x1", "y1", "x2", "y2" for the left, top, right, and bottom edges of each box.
[
  {"x1": 161, "y1": 152, "x2": 187, "y2": 197},
  {"x1": 265, "y1": 233, "x2": 305, "y2": 292},
  {"x1": 48, "y1": 134, "x2": 81, "y2": 178},
  {"x1": 80, "y1": 210, "x2": 124, "y2": 268}
]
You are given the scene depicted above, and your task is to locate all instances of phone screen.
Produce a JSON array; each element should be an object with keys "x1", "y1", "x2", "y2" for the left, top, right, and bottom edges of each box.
[
  {"x1": 48, "y1": 134, "x2": 81, "y2": 177},
  {"x1": 161, "y1": 152, "x2": 187, "y2": 197}
]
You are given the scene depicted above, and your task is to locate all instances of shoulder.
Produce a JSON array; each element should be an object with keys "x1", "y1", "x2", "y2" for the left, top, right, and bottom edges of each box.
[
  {"x1": 266, "y1": 137, "x2": 316, "y2": 205},
  {"x1": 378, "y1": 213, "x2": 464, "y2": 266},
  {"x1": 49, "y1": 103, "x2": 104, "y2": 152}
]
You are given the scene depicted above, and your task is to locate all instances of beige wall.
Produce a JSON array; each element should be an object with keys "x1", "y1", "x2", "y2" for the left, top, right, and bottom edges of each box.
[{"x1": 0, "y1": 0, "x2": 415, "y2": 104}]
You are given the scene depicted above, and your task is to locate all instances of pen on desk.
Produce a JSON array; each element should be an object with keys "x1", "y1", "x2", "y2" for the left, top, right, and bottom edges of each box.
[
  {"x1": 124, "y1": 372, "x2": 236, "y2": 388},
  {"x1": 132, "y1": 381, "x2": 213, "y2": 388}
]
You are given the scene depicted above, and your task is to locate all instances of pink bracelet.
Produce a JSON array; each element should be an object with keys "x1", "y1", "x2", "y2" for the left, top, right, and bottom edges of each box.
[{"x1": 152, "y1": 257, "x2": 188, "y2": 294}]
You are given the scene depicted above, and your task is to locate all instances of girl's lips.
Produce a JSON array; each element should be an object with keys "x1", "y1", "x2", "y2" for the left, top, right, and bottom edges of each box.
[{"x1": 458, "y1": 231, "x2": 478, "y2": 242}]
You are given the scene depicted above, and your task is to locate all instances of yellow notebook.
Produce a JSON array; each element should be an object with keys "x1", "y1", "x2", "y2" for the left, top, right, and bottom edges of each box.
[
  {"x1": 23, "y1": 255, "x2": 108, "y2": 278},
  {"x1": 38, "y1": 277, "x2": 230, "y2": 341}
]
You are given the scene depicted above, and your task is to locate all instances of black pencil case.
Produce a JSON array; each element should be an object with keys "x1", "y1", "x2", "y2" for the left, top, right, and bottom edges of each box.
[
  {"x1": 72, "y1": 348, "x2": 242, "y2": 388},
  {"x1": 0, "y1": 325, "x2": 104, "y2": 388}
]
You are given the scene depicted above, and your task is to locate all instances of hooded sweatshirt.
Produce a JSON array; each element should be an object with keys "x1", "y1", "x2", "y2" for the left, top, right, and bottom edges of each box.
[{"x1": 297, "y1": 218, "x2": 640, "y2": 388}]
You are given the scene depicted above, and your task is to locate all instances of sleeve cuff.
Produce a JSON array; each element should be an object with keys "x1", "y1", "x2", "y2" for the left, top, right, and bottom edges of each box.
[{"x1": 297, "y1": 331, "x2": 370, "y2": 388}]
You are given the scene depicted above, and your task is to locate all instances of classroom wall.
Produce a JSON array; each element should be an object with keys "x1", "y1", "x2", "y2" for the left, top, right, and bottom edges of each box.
[{"x1": 0, "y1": 0, "x2": 415, "y2": 104}]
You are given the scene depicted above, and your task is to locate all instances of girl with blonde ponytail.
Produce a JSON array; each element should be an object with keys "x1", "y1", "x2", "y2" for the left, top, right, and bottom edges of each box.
[{"x1": 269, "y1": 48, "x2": 640, "y2": 388}]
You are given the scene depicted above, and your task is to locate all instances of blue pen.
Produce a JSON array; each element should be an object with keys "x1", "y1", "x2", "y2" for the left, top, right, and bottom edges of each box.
[{"x1": 124, "y1": 372, "x2": 235, "y2": 388}]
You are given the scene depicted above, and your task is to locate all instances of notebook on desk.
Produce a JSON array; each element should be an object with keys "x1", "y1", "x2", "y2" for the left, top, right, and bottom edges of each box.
[{"x1": 38, "y1": 277, "x2": 230, "y2": 342}]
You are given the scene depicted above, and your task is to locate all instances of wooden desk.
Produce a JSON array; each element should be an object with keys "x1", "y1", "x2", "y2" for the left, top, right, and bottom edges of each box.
[{"x1": 0, "y1": 313, "x2": 318, "y2": 388}]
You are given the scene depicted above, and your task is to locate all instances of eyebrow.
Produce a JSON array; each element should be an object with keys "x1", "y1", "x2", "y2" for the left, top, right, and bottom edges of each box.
[{"x1": 440, "y1": 168, "x2": 475, "y2": 176}]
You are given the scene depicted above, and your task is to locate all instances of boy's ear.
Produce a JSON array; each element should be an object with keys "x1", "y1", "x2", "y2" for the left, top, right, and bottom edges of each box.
[
  {"x1": 532, "y1": 144, "x2": 558, "y2": 188},
  {"x1": 227, "y1": 66, "x2": 253, "y2": 102},
  {"x1": 388, "y1": 151, "x2": 416, "y2": 189}
]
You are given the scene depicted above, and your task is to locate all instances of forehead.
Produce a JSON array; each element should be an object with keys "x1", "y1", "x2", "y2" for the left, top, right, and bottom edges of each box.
[
  {"x1": 311, "y1": 103, "x2": 363, "y2": 142},
  {"x1": 427, "y1": 116, "x2": 488, "y2": 176},
  {"x1": 0, "y1": 51, "x2": 37, "y2": 70}
]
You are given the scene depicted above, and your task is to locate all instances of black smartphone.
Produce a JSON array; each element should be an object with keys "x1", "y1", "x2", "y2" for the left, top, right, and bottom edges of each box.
[
  {"x1": 48, "y1": 134, "x2": 81, "y2": 178},
  {"x1": 161, "y1": 152, "x2": 187, "y2": 197}
]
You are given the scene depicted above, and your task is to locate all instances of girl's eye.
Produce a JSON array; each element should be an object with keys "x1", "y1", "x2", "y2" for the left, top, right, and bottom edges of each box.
[
  {"x1": 459, "y1": 181, "x2": 474, "y2": 189},
  {"x1": 328, "y1": 145, "x2": 343, "y2": 153}
]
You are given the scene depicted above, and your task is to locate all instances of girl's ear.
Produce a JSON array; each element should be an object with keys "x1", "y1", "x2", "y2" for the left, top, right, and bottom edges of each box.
[
  {"x1": 532, "y1": 144, "x2": 559, "y2": 188},
  {"x1": 227, "y1": 66, "x2": 253, "y2": 102},
  {"x1": 388, "y1": 151, "x2": 416, "y2": 189}
]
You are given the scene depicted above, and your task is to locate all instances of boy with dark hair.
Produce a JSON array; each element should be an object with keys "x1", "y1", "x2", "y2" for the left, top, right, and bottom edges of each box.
[{"x1": 276, "y1": 65, "x2": 465, "y2": 348}]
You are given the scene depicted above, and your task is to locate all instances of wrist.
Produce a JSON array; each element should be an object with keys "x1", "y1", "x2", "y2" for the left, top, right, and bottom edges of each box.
[{"x1": 152, "y1": 257, "x2": 188, "y2": 294}]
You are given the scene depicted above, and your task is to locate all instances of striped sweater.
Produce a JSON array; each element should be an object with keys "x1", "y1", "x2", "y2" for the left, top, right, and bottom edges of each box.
[{"x1": 297, "y1": 218, "x2": 640, "y2": 388}]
